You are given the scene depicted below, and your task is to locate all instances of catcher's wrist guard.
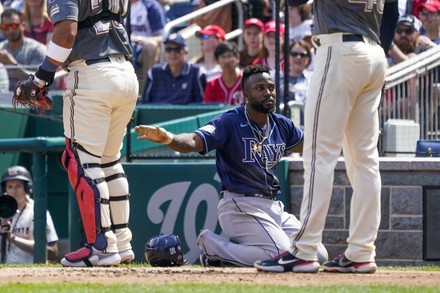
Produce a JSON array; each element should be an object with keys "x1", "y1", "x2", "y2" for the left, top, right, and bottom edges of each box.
[{"x1": 35, "y1": 65, "x2": 55, "y2": 86}]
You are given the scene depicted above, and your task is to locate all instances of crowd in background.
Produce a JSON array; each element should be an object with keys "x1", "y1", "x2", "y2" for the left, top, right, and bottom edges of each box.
[
  {"x1": 0, "y1": 0, "x2": 438, "y2": 108},
  {"x1": 0, "y1": 0, "x2": 438, "y2": 265}
]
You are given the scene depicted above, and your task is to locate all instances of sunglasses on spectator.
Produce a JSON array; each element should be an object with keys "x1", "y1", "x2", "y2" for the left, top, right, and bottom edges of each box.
[
  {"x1": 165, "y1": 47, "x2": 183, "y2": 53},
  {"x1": 395, "y1": 28, "x2": 414, "y2": 35},
  {"x1": 290, "y1": 51, "x2": 308, "y2": 58},
  {"x1": 1, "y1": 23, "x2": 20, "y2": 30}
]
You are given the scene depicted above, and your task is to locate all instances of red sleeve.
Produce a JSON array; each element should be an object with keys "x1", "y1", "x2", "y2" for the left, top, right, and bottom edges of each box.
[
  {"x1": 252, "y1": 57, "x2": 263, "y2": 65},
  {"x1": 203, "y1": 79, "x2": 221, "y2": 103}
]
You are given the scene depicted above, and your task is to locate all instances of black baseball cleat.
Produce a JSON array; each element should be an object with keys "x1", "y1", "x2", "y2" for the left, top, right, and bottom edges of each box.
[
  {"x1": 254, "y1": 251, "x2": 320, "y2": 273},
  {"x1": 199, "y1": 251, "x2": 222, "y2": 267},
  {"x1": 323, "y1": 253, "x2": 377, "y2": 273}
]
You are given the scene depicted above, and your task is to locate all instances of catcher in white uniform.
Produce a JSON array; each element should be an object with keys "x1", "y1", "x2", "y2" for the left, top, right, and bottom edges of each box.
[{"x1": 13, "y1": 0, "x2": 138, "y2": 267}]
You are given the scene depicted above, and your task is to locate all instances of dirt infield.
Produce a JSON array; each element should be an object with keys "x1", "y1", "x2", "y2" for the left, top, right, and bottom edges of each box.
[{"x1": 1, "y1": 267, "x2": 440, "y2": 287}]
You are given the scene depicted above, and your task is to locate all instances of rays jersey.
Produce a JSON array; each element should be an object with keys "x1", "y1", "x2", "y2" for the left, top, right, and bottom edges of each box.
[{"x1": 195, "y1": 106, "x2": 303, "y2": 196}]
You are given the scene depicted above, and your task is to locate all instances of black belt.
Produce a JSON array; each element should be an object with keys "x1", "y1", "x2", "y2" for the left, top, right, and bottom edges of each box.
[
  {"x1": 342, "y1": 34, "x2": 364, "y2": 43},
  {"x1": 220, "y1": 191, "x2": 276, "y2": 201},
  {"x1": 85, "y1": 56, "x2": 129, "y2": 65},
  {"x1": 85, "y1": 57, "x2": 111, "y2": 65}
]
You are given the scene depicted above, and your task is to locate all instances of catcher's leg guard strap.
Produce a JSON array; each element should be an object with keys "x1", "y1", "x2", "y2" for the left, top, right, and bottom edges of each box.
[
  {"x1": 62, "y1": 138, "x2": 109, "y2": 249},
  {"x1": 102, "y1": 159, "x2": 132, "y2": 252}
]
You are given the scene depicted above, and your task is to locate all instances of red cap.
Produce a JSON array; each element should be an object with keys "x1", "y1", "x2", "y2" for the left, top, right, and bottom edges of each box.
[
  {"x1": 264, "y1": 20, "x2": 285, "y2": 36},
  {"x1": 244, "y1": 18, "x2": 264, "y2": 31},
  {"x1": 195, "y1": 25, "x2": 226, "y2": 41},
  {"x1": 418, "y1": 0, "x2": 440, "y2": 13}
]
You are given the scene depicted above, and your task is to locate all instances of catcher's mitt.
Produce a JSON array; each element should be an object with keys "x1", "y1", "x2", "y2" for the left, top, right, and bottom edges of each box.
[{"x1": 12, "y1": 75, "x2": 52, "y2": 114}]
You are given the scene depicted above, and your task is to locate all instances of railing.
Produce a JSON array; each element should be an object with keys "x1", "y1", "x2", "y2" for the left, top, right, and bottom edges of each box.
[
  {"x1": 380, "y1": 46, "x2": 440, "y2": 156},
  {"x1": 0, "y1": 137, "x2": 66, "y2": 263},
  {"x1": 160, "y1": 0, "x2": 244, "y2": 63}
]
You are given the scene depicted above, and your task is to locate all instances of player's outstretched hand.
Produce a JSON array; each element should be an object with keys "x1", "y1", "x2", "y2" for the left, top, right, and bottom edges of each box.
[
  {"x1": 12, "y1": 74, "x2": 52, "y2": 114},
  {"x1": 134, "y1": 125, "x2": 174, "y2": 144}
]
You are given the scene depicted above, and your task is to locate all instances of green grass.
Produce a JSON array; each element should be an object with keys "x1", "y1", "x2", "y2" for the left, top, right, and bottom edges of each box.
[
  {"x1": 0, "y1": 284, "x2": 439, "y2": 293},
  {"x1": 1, "y1": 264, "x2": 439, "y2": 292}
]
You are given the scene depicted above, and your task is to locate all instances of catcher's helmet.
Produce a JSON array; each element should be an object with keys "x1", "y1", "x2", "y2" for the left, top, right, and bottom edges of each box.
[
  {"x1": 1, "y1": 166, "x2": 33, "y2": 194},
  {"x1": 144, "y1": 233, "x2": 185, "y2": 267}
]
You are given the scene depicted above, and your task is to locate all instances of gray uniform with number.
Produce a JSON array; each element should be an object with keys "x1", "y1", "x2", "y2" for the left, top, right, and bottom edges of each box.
[
  {"x1": 48, "y1": 0, "x2": 132, "y2": 66},
  {"x1": 48, "y1": 0, "x2": 138, "y2": 254},
  {"x1": 290, "y1": 0, "x2": 397, "y2": 263}
]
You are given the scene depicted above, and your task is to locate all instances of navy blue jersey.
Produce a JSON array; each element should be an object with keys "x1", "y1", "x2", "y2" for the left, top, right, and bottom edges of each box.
[
  {"x1": 195, "y1": 106, "x2": 303, "y2": 196},
  {"x1": 142, "y1": 62, "x2": 207, "y2": 104}
]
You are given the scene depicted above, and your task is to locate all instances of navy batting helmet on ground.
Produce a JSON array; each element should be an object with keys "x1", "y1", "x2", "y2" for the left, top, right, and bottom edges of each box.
[
  {"x1": 1, "y1": 165, "x2": 33, "y2": 194},
  {"x1": 144, "y1": 233, "x2": 185, "y2": 267}
]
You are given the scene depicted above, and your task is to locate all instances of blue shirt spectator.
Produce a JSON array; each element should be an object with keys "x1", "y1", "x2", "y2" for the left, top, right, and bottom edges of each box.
[{"x1": 141, "y1": 33, "x2": 207, "y2": 104}]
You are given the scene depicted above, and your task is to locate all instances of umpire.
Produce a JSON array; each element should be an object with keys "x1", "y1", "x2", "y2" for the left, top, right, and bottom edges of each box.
[{"x1": 14, "y1": 0, "x2": 138, "y2": 267}]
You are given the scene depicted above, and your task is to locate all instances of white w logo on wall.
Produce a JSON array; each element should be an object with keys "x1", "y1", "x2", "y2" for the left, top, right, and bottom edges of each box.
[{"x1": 145, "y1": 178, "x2": 226, "y2": 264}]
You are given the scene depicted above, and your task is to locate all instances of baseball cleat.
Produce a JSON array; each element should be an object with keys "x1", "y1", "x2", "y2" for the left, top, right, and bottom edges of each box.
[
  {"x1": 199, "y1": 251, "x2": 222, "y2": 267},
  {"x1": 254, "y1": 251, "x2": 320, "y2": 273},
  {"x1": 119, "y1": 249, "x2": 135, "y2": 264},
  {"x1": 323, "y1": 254, "x2": 377, "y2": 273},
  {"x1": 60, "y1": 245, "x2": 121, "y2": 267}
]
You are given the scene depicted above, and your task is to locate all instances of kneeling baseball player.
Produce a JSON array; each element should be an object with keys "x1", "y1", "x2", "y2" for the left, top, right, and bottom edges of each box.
[{"x1": 135, "y1": 65, "x2": 328, "y2": 266}]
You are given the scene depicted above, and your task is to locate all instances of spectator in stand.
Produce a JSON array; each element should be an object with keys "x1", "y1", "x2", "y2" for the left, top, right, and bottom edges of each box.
[
  {"x1": 287, "y1": 2, "x2": 313, "y2": 42},
  {"x1": 141, "y1": 33, "x2": 206, "y2": 104},
  {"x1": 416, "y1": 1, "x2": 440, "y2": 44},
  {"x1": 413, "y1": 0, "x2": 426, "y2": 18},
  {"x1": 239, "y1": 18, "x2": 266, "y2": 69},
  {"x1": 22, "y1": 0, "x2": 53, "y2": 45},
  {"x1": 129, "y1": 0, "x2": 167, "y2": 95},
  {"x1": 247, "y1": 0, "x2": 272, "y2": 23},
  {"x1": 279, "y1": 39, "x2": 312, "y2": 106},
  {"x1": 192, "y1": 0, "x2": 232, "y2": 33},
  {"x1": 0, "y1": 2, "x2": 6, "y2": 91},
  {"x1": 0, "y1": 8, "x2": 45, "y2": 91},
  {"x1": 203, "y1": 41, "x2": 243, "y2": 105},
  {"x1": 252, "y1": 20, "x2": 286, "y2": 77},
  {"x1": 388, "y1": 15, "x2": 436, "y2": 66},
  {"x1": 193, "y1": 24, "x2": 225, "y2": 82},
  {"x1": 278, "y1": 39, "x2": 313, "y2": 127}
]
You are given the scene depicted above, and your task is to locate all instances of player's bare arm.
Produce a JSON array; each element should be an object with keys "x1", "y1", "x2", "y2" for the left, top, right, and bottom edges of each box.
[
  {"x1": 289, "y1": 139, "x2": 304, "y2": 154},
  {"x1": 135, "y1": 125, "x2": 204, "y2": 153},
  {"x1": 49, "y1": 20, "x2": 77, "y2": 66}
]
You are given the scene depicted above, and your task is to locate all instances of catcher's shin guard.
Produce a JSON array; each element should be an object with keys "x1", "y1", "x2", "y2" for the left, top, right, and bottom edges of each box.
[
  {"x1": 62, "y1": 138, "x2": 109, "y2": 250},
  {"x1": 102, "y1": 160, "x2": 132, "y2": 253}
]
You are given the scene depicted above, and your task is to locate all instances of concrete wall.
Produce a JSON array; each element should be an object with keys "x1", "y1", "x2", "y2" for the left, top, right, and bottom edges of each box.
[{"x1": 288, "y1": 157, "x2": 440, "y2": 266}]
